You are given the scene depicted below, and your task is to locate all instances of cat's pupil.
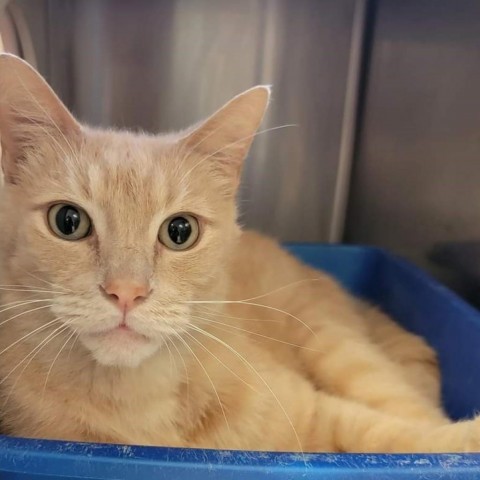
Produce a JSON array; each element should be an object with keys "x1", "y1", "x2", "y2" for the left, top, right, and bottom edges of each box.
[
  {"x1": 55, "y1": 206, "x2": 81, "y2": 235},
  {"x1": 168, "y1": 217, "x2": 191, "y2": 245}
]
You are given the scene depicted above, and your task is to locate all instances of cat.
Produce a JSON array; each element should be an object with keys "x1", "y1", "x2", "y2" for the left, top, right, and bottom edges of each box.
[{"x1": 0, "y1": 53, "x2": 478, "y2": 453}]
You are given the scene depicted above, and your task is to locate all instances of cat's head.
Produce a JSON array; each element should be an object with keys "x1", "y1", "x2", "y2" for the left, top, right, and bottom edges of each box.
[{"x1": 0, "y1": 54, "x2": 269, "y2": 368}]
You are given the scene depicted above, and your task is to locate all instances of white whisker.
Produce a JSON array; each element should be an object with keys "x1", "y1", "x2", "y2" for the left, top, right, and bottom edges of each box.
[
  {"x1": 0, "y1": 304, "x2": 54, "y2": 329},
  {"x1": 166, "y1": 336, "x2": 190, "y2": 406},
  {"x1": 183, "y1": 328, "x2": 258, "y2": 393},
  {"x1": 0, "y1": 321, "x2": 67, "y2": 391},
  {"x1": 182, "y1": 124, "x2": 297, "y2": 180},
  {"x1": 0, "y1": 299, "x2": 55, "y2": 317},
  {"x1": 0, "y1": 284, "x2": 61, "y2": 291},
  {"x1": 43, "y1": 328, "x2": 77, "y2": 396},
  {"x1": 195, "y1": 306, "x2": 281, "y2": 324},
  {"x1": 0, "y1": 287, "x2": 65, "y2": 295},
  {"x1": 18, "y1": 268, "x2": 73, "y2": 293},
  {"x1": 173, "y1": 331, "x2": 230, "y2": 433},
  {"x1": 191, "y1": 315, "x2": 318, "y2": 351},
  {"x1": 0, "y1": 317, "x2": 60, "y2": 357},
  {"x1": 67, "y1": 333, "x2": 79, "y2": 360},
  {"x1": 239, "y1": 278, "x2": 322, "y2": 302},
  {"x1": 162, "y1": 333, "x2": 175, "y2": 376},
  {"x1": 187, "y1": 323, "x2": 304, "y2": 456},
  {"x1": 186, "y1": 300, "x2": 316, "y2": 338}
]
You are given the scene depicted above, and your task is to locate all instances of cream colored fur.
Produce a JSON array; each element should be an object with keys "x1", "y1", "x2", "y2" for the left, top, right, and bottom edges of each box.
[{"x1": 0, "y1": 54, "x2": 478, "y2": 453}]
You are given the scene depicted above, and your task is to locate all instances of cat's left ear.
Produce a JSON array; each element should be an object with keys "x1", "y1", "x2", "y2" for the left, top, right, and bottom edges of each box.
[
  {"x1": 179, "y1": 86, "x2": 270, "y2": 195},
  {"x1": 0, "y1": 54, "x2": 81, "y2": 183}
]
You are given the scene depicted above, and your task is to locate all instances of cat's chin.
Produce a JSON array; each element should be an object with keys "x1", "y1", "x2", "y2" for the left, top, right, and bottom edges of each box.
[{"x1": 79, "y1": 328, "x2": 160, "y2": 368}]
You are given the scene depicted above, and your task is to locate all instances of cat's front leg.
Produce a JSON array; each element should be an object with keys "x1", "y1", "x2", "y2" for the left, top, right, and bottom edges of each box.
[
  {"x1": 292, "y1": 296, "x2": 448, "y2": 425},
  {"x1": 309, "y1": 390, "x2": 478, "y2": 453},
  {"x1": 361, "y1": 303, "x2": 441, "y2": 405}
]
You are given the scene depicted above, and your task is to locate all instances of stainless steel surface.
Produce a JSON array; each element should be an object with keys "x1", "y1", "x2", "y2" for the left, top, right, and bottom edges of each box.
[
  {"x1": 328, "y1": 0, "x2": 367, "y2": 242},
  {"x1": 0, "y1": 4, "x2": 20, "y2": 55},
  {"x1": 346, "y1": 0, "x2": 480, "y2": 282},
  {"x1": 7, "y1": 1, "x2": 38, "y2": 67},
  {"x1": 14, "y1": 0, "x2": 359, "y2": 242},
  {"x1": 5, "y1": 0, "x2": 47, "y2": 69}
]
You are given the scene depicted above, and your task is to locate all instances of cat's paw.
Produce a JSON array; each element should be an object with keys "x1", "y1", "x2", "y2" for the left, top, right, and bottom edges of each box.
[
  {"x1": 461, "y1": 416, "x2": 480, "y2": 452},
  {"x1": 421, "y1": 417, "x2": 480, "y2": 453}
]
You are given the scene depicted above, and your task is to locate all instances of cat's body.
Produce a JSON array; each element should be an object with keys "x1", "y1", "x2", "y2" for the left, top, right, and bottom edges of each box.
[
  {"x1": 0, "y1": 229, "x2": 443, "y2": 451},
  {"x1": 0, "y1": 54, "x2": 479, "y2": 453}
]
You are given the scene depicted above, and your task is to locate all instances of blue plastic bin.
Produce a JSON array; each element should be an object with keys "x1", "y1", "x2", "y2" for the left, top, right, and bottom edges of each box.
[{"x1": 1, "y1": 244, "x2": 480, "y2": 479}]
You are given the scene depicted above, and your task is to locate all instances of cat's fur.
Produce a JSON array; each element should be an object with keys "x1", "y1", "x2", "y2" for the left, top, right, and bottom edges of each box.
[{"x1": 0, "y1": 53, "x2": 478, "y2": 453}]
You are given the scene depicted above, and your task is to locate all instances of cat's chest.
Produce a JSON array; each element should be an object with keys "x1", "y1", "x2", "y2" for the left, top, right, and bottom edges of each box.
[
  {"x1": 81, "y1": 390, "x2": 184, "y2": 445},
  {"x1": 7, "y1": 361, "x2": 186, "y2": 445},
  {"x1": 66, "y1": 374, "x2": 186, "y2": 445}
]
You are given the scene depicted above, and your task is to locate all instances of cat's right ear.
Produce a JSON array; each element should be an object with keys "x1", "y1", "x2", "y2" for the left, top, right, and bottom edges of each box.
[
  {"x1": 178, "y1": 86, "x2": 270, "y2": 196},
  {"x1": 0, "y1": 54, "x2": 80, "y2": 183}
]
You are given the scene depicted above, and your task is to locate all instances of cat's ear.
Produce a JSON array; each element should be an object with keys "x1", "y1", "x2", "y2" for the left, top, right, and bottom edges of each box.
[
  {"x1": 0, "y1": 54, "x2": 80, "y2": 183},
  {"x1": 180, "y1": 85, "x2": 270, "y2": 195}
]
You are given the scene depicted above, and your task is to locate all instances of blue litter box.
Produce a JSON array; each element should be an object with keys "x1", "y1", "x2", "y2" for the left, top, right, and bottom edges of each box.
[{"x1": 1, "y1": 244, "x2": 480, "y2": 479}]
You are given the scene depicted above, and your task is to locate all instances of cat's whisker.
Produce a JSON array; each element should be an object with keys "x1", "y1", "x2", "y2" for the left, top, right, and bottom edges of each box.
[
  {"x1": 173, "y1": 331, "x2": 231, "y2": 433},
  {"x1": 0, "y1": 300, "x2": 57, "y2": 334},
  {"x1": 0, "y1": 320, "x2": 75, "y2": 415},
  {"x1": 238, "y1": 278, "x2": 323, "y2": 303},
  {"x1": 181, "y1": 124, "x2": 297, "y2": 181},
  {"x1": 0, "y1": 299, "x2": 55, "y2": 316},
  {"x1": 185, "y1": 300, "x2": 316, "y2": 338},
  {"x1": 0, "y1": 284, "x2": 62, "y2": 291},
  {"x1": 179, "y1": 118, "x2": 238, "y2": 166},
  {"x1": 162, "y1": 333, "x2": 175, "y2": 376},
  {"x1": 18, "y1": 268, "x2": 73, "y2": 293},
  {"x1": 190, "y1": 315, "x2": 319, "y2": 352},
  {"x1": 0, "y1": 316, "x2": 62, "y2": 357},
  {"x1": 0, "y1": 304, "x2": 55, "y2": 329},
  {"x1": 0, "y1": 287, "x2": 65, "y2": 295},
  {"x1": 166, "y1": 335, "x2": 190, "y2": 406},
  {"x1": 186, "y1": 323, "x2": 305, "y2": 457},
  {"x1": 42, "y1": 328, "x2": 78, "y2": 397},
  {"x1": 197, "y1": 322, "x2": 261, "y2": 348},
  {"x1": 197, "y1": 278, "x2": 323, "y2": 306},
  {"x1": 182, "y1": 328, "x2": 258, "y2": 393},
  {"x1": 195, "y1": 305, "x2": 282, "y2": 324},
  {"x1": 0, "y1": 321, "x2": 68, "y2": 396},
  {"x1": 67, "y1": 332, "x2": 79, "y2": 360}
]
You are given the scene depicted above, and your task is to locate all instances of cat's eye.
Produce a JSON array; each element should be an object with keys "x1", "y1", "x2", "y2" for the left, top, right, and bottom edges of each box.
[
  {"x1": 47, "y1": 204, "x2": 92, "y2": 241},
  {"x1": 159, "y1": 214, "x2": 200, "y2": 250}
]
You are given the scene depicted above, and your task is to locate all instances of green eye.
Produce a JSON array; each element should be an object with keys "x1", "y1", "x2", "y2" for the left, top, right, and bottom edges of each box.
[
  {"x1": 159, "y1": 214, "x2": 199, "y2": 250},
  {"x1": 47, "y1": 203, "x2": 92, "y2": 241}
]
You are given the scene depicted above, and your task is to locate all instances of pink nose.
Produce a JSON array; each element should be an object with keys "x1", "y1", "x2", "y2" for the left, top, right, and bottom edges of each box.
[{"x1": 102, "y1": 280, "x2": 150, "y2": 312}]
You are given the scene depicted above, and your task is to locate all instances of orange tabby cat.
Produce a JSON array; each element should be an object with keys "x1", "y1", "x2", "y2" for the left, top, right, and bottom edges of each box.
[{"x1": 0, "y1": 53, "x2": 477, "y2": 453}]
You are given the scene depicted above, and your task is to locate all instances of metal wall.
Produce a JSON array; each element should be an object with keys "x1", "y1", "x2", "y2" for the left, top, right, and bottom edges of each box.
[{"x1": 345, "y1": 0, "x2": 480, "y2": 301}]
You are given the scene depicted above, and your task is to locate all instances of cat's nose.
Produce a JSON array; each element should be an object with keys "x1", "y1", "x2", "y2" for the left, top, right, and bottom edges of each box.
[{"x1": 101, "y1": 280, "x2": 150, "y2": 312}]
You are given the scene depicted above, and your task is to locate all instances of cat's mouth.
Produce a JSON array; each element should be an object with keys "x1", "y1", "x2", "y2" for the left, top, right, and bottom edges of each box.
[
  {"x1": 74, "y1": 311, "x2": 187, "y2": 367},
  {"x1": 82, "y1": 322, "x2": 150, "y2": 346},
  {"x1": 78, "y1": 321, "x2": 159, "y2": 367}
]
